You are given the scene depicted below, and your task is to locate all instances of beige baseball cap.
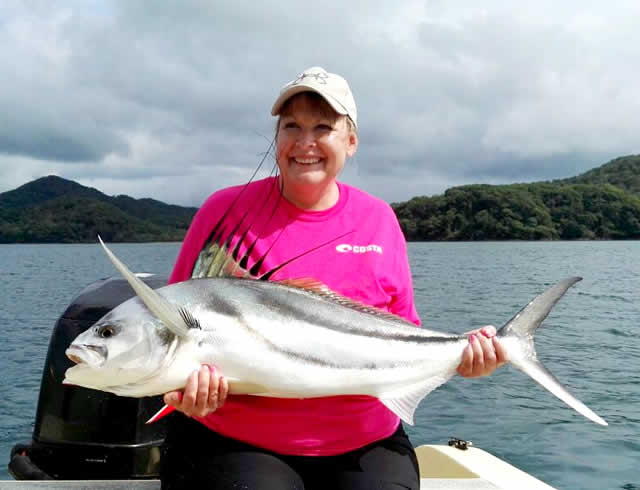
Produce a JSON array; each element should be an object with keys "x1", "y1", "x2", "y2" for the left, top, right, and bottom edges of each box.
[{"x1": 271, "y1": 66, "x2": 358, "y2": 127}]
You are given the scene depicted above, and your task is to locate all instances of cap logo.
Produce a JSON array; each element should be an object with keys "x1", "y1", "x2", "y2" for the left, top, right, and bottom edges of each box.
[{"x1": 292, "y1": 71, "x2": 328, "y2": 85}]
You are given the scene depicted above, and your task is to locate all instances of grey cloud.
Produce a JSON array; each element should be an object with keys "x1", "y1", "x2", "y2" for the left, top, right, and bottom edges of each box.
[{"x1": 1, "y1": 0, "x2": 639, "y2": 205}]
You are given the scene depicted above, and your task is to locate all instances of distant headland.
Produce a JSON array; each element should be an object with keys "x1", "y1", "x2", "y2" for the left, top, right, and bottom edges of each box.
[
  {"x1": 392, "y1": 154, "x2": 640, "y2": 240},
  {"x1": 0, "y1": 176, "x2": 197, "y2": 243}
]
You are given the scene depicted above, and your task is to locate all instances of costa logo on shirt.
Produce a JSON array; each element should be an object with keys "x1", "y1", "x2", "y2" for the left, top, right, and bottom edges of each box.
[{"x1": 335, "y1": 244, "x2": 383, "y2": 254}]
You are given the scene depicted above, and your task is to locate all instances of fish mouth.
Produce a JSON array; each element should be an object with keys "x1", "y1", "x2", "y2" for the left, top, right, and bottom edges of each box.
[
  {"x1": 66, "y1": 344, "x2": 107, "y2": 367},
  {"x1": 67, "y1": 353, "x2": 84, "y2": 364}
]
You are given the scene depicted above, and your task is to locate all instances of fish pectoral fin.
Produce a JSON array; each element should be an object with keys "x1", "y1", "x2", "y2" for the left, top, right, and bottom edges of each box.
[
  {"x1": 380, "y1": 374, "x2": 454, "y2": 426},
  {"x1": 98, "y1": 236, "x2": 192, "y2": 337}
]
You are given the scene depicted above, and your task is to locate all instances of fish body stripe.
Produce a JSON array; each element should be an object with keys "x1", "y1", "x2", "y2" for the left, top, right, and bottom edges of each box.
[{"x1": 189, "y1": 280, "x2": 462, "y2": 371}]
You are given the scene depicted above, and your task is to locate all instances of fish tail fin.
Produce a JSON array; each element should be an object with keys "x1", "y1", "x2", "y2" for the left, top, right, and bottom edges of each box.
[
  {"x1": 145, "y1": 404, "x2": 175, "y2": 424},
  {"x1": 498, "y1": 277, "x2": 607, "y2": 426}
]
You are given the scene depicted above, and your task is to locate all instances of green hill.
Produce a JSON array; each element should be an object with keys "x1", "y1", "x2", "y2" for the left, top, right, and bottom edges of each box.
[
  {"x1": 0, "y1": 176, "x2": 105, "y2": 209},
  {"x1": 559, "y1": 154, "x2": 640, "y2": 194},
  {"x1": 3, "y1": 155, "x2": 640, "y2": 243},
  {"x1": 392, "y1": 154, "x2": 640, "y2": 240},
  {"x1": 0, "y1": 176, "x2": 197, "y2": 243}
]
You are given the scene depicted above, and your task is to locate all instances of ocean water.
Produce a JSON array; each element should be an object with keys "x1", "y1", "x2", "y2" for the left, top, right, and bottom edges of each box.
[{"x1": 0, "y1": 241, "x2": 637, "y2": 489}]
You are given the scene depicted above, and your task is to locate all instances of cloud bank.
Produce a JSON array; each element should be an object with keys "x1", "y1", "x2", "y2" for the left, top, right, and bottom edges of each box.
[{"x1": 1, "y1": 1, "x2": 638, "y2": 205}]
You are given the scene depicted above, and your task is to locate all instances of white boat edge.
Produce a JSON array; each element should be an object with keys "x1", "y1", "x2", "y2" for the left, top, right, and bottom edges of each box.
[
  {"x1": 416, "y1": 444, "x2": 556, "y2": 489},
  {"x1": 2, "y1": 444, "x2": 556, "y2": 489}
]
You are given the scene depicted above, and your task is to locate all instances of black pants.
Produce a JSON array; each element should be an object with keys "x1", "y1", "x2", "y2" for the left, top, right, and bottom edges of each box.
[{"x1": 160, "y1": 415, "x2": 420, "y2": 489}]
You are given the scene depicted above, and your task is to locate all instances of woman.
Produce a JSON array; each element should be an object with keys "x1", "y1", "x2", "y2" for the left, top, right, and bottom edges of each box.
[{"x1": 160, "y1": 66, "x2": 507, "y2": 489}]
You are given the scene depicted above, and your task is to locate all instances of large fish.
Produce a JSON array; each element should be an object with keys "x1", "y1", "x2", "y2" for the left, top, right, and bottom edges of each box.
[{"x1": 64, "y1": 238, "x2": 607, "y2": 427}]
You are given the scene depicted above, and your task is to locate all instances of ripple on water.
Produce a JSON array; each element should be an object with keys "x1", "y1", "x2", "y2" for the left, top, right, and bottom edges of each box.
[{"x1": 606, "y1": 327, "x2": 635, "y2": 338}]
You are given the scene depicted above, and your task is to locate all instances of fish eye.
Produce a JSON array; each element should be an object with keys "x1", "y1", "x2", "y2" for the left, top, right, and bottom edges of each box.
[{"x1": 97, "y1": 325, "x2": 115, "y2": 338}]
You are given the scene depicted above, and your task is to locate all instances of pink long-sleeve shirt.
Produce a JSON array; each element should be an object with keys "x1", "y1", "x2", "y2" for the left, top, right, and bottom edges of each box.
[{"x1": 169, "y1": 177, "x2": 420, "y2": 455}]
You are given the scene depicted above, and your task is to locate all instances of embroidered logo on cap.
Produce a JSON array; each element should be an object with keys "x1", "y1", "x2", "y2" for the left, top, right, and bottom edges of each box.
[{"x1": 292, "y1": 71, "x2": 329, "y2": 85}]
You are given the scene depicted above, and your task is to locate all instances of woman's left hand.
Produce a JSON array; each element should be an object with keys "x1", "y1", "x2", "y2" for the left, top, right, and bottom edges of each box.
[{"x1": 456, "y1": 326, "x2": 509, "y2": 378}]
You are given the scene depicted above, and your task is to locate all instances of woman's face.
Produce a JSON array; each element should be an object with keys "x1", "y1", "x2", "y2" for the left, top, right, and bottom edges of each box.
[{"x1": 276, "y1": 94, "x2": 358, "y2": 200}]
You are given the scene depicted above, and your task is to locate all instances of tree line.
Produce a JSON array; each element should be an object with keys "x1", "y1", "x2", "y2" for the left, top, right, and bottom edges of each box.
[
  {"x1": 2, "y1": 156, "x2": 640, "y2": 242},
  {"x1": 392, "y1": 182, "x2": 640, "y2": 240},
  {"x1": 0, "y1": 176, "x2": 196, "y2": 243}
]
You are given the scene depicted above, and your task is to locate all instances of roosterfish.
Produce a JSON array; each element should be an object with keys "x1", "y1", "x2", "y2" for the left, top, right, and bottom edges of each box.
[{"x1": 64, "y1": 237, "x2": 607, "y2": 427}]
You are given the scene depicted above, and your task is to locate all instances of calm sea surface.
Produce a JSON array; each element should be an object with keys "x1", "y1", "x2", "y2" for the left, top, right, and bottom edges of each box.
[{"x1": 0, "y1": 241, "x2": 637, "y2": 489}]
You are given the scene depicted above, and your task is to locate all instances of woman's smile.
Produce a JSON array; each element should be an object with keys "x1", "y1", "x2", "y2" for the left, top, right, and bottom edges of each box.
[{"x1": 292, "y1": 157, "x2": 322, "y2": 165}]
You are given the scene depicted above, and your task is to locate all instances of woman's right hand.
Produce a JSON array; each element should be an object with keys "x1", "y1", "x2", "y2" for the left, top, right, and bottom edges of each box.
[{"x1": 164, "y1": 364, "x2": 228, "y2": 418}]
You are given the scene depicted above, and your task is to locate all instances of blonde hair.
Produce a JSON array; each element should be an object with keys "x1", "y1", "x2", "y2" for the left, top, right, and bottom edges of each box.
[{"x1": 275, "y1": 92, "x2": 357, "y2": 139}]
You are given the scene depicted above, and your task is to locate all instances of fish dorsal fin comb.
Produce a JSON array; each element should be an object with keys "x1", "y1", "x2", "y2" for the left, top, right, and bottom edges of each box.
[
  {"x1": 257, "y1": 230, "x2": 356, "y2": 282},
  {"x1": 192, "y1": 175, "x2": 355, "y2": 282},
  {"x1": 193, "y1": 177, "x2": 283, "y2": 280},
  {"x1": 196, "y1": 238, "x2": 256, "y2": 280},
  {"x1": 275, "y1": 278, "x2": 418, "y2": 327}
]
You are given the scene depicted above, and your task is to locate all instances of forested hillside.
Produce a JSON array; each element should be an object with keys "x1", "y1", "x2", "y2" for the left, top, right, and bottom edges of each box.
[
  {"x1": 392, "y1": 155, "x2": 640, "y2": 240},
  {"x1": 0, "y1": 176, "x2": 197, "y2": 243},
  {"x1": 2, "y1": 155, "x2": 640, "y2": 243}
]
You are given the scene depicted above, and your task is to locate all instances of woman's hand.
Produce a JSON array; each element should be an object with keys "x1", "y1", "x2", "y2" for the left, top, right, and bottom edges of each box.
[
  {"x1": 163, "y1": 364, "x2": 229, "y2": 417},
  {"x1": 456, "y1": 326, "x2": 508, "y2": 378}
]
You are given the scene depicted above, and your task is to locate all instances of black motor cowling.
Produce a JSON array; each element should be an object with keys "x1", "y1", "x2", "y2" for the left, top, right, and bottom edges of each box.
[{"x1": 9, "y1": 275, "x2": 169, "y2": 480}]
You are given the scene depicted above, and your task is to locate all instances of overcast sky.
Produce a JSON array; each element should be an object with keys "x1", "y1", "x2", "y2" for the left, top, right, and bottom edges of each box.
[{"x1": 1, "y1": 1, "x2": 639, "y2": 207}]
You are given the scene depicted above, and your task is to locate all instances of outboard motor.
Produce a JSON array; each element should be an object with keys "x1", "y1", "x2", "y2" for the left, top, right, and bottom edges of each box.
[{"x1": 9, "y1": 275, "x2": 169, "y2": 480}]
